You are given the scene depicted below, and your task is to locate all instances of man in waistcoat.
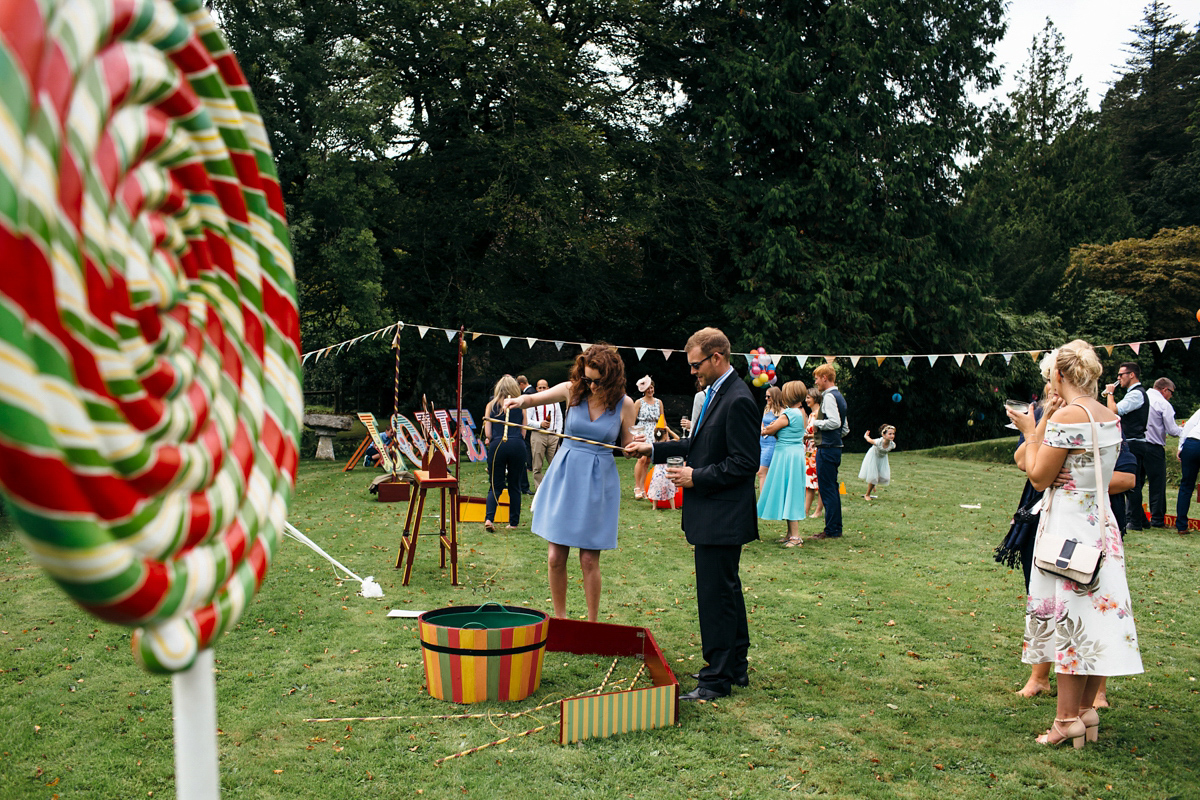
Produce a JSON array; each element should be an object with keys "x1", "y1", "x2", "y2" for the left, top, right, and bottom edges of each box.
[
  {"x1": 1104, "y1": 362, "x2": 1149, "y2": 531},
  {"x1": 810, "y1": 363, "x2": 848, "y2": 540}
]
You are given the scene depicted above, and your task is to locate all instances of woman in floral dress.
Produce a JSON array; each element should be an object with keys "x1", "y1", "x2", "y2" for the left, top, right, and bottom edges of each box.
[
  {"x1": 1008, "y1": 340, "x2": 1142, "y2": 748},
  {"x1": 631, "y1": 376, "x2": 662, "y2": 499}
]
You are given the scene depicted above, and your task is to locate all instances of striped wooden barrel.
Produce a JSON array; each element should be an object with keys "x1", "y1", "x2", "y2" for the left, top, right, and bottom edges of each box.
[{"x1": 418, "y1": 604, "x2": 549, "y2": 703}]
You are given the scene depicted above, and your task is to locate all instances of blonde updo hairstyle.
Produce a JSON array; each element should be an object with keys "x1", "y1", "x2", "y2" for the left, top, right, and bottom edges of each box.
[{"x1": 1052, "y1": 340, "x2": 1103, "y2": 398}]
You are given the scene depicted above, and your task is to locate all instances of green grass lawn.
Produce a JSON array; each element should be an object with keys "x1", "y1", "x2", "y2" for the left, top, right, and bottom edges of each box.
[{"x1": 1, "y1": 448, "x2": 1197, "y2": 799}]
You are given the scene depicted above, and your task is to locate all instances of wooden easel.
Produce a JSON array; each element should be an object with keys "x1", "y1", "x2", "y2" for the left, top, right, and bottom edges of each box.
[
  {"x1": 342, "y1": 435, "x2": 373, "y2": 471},
  {"x1": 395, "y1": 443, "x2": 459, "y2": 585}
]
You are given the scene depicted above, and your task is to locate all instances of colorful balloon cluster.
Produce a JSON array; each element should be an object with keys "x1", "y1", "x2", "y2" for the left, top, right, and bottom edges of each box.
[{"x1": 749, "y1": 347, "x2": 777, "y2": 387}]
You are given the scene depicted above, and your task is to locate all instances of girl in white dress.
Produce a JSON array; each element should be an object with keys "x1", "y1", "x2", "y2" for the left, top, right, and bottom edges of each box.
[
  {"x1": 1008, "y1": 340, "x2": 1143, "y2": 749},
  {"x1": 858, "y1": 424, "x2": 896, "y2": 500}
]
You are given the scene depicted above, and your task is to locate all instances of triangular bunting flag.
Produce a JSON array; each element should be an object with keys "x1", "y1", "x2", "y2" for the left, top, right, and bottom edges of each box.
[
  {"x1": 554, "y1": 340, "x2": 564, "y2": 351},
  {"x1": 1184, "y1": 338, "x2": 1193, "y2": 350},
  {"x1": 766, "y1": 354, "x2": 782, "y2": 369},
  {"x1": 743, "y1": 354, "x2": 756, "y2": 369},
  {"x1": 824, "y1": 355, "x2": 836, "y2": 365},
  {"x1": 661, "y1": 349, "x2": 672, "y2": 360},
  {"x1": 472, "y1": 331, "x2": 483, "y2": 340},
  {"x1": 392, "y1": 329, "x2": 402, "y2": 348},
  {"x1": 417, "y1": 326, "x2": 428, "y2": 338},
  {"x1": 527, "y1": 337, "x2": 538, "y2": 348},
  {"x1": 1130, "y1": 342, "x2": 1141, "y2": 354},
  {"x1": 927, "y1": 355, "x2": 938, "y2": 367},
  {"x1": 875, "y1": 356, "x2": 886, "y2": 367},
  {"x1": 1028, "y1": 350, "x2": 1041, "y2": 362},
  {"x1": 901, "y1": 355, "x2": 912, "y2": 368},
  {"x1": 499, "y1": 336, "x2": 511, "y2": 348},
  {"x1": 796, "y1": 355, "x2": 808, "y2": 368},
  {"x1": 1002, "y1": 352, "x2": 1013, "y2": 364},
  {"x1": 1156, "y1": 339, "x2": 1168, "y2": 352},
  {"x1": 850, "y1": 355, "x2": 861, "y2": 367},
  {"x1": 1104, "y1": 345, "x2": 1114, "y2": 355},
  {"x1": 581, "y1": 343, "x2": 593, "y2": 352},
  {"x1": 445, "y1": 329, "x2": 457, "y2": 342},
  {"x1": 953, "y1": 353, "x2": 965, "y2": 367},
  {"x1": 635, "y1": 348, "x2": 647, "y2": 360},
  {"x1": 974, "y1": 353, "x2": 987, "y2": 365}
]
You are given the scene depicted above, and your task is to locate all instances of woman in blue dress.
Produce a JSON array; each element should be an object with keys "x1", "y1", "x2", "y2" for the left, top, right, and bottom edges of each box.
[
  {"x1": 504, "y1": 344, "x2": 637, "y2": 622},
  {"x1": 756, "y1": 380, "x2": 809, "y2": 546},
  {"x1": 757, "y1": 385, "x2": 783, "y2": 491}
]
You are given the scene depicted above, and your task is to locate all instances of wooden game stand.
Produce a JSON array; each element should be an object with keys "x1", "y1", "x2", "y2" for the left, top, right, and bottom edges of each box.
[
  {"x1": 342, "y1": 435, "x2": 372, "y2": 472},
  {"x1": 395, "y1": 445, "x2": 459, "y2": 585}
]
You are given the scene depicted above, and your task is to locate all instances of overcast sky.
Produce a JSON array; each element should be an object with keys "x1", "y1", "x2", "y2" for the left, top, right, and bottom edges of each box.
[{"x1": 984, "y1": 0, "x2": 1200, "y2": 109}]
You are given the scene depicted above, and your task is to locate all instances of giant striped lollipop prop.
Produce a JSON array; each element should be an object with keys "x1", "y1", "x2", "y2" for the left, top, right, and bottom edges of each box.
[{"x1": 0, "y1": 0, "x2": 302, "y2": 681}]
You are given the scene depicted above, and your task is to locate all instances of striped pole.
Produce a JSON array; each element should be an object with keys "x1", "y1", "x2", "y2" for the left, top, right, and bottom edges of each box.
[
  {"x1": 498, "y1": 420, "x2": 626, "y2": 451},
  {"x1": 1, "y1": 2, "x2": 300, "y2": 797},
  {"x1": 434, "y1": 724, "x2": 549, "y2": 766}
]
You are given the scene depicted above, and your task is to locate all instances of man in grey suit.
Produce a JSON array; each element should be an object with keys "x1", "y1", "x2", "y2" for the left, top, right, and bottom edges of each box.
[{"x1": 626, "y1": 327, "x2": 759, "y2": 700}]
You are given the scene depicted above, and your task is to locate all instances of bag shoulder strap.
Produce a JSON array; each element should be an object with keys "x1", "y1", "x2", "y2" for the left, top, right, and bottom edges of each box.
[{"x1": 1071, "y1": 401, "x2": 1108, "y2": 532}]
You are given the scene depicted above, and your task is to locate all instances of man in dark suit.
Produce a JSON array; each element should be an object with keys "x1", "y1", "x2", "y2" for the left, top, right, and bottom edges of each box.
[{"x1": 626, "y1": 327, "x2": 759, "y2": 700}]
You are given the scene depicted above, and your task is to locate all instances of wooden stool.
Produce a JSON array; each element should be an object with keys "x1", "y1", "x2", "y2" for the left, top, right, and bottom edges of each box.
[{"x1": 396, "y1": 469, "x2": 459, "y2": 585}]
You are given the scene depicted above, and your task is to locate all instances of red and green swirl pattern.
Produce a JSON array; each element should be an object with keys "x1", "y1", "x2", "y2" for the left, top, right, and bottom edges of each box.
[{"x1": 0, "y1": 0, "x2": 302, "y2": 673}]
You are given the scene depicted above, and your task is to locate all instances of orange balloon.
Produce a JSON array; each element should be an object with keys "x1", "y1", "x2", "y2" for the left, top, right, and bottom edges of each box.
[{"x1": 1196, "y1": 308, "x2": 1200, "y2": 324}]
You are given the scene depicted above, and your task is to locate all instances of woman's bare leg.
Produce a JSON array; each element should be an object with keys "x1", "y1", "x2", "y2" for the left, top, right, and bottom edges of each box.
[
  {"x1": 547, "y1": 543, "x2": 570, "y2": 618},
  {"x1": 578, "y1": 549, "x2": 602, "y2": 623},
  {"x1": 1017, "y1": 661, "x2": 1053, "y2": 697},
  {"x1": 634, "y1": 456, "x2": 649, "y2": 497}
]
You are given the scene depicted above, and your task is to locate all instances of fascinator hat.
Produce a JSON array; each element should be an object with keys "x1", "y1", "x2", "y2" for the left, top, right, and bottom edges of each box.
[{"x1": 636, "y1": 375, "x2": 653, "y2": 393}]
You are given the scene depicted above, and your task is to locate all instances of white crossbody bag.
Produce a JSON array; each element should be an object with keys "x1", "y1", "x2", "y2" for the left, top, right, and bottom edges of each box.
[{"x1": 1032, "y1": 403, "x2": 1106, "y2": 587}]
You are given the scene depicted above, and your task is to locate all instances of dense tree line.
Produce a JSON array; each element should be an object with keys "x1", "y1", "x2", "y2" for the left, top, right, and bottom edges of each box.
[{"x1": 211, "y1": 0, "x2": 1200, "y2": 447}]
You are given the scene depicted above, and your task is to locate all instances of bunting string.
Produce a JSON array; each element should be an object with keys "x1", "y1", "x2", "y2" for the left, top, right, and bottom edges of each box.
[{"x1": 300, "y1": 321, "x2": 1199, "y2": 372}]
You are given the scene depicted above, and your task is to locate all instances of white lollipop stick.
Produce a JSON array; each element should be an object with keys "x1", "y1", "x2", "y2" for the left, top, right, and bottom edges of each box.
[{"x1": 173, "y1": 648, "x2": 220, "y2": 800}]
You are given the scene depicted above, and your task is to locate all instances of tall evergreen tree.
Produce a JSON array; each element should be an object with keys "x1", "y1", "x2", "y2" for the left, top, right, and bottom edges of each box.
[
  {"x1": 648, "y1": 0, "x2": 1007, "y2": 356},
  {"x1": 1100, "y1": 1, "x2": 1200, "y2": 232},
  {"x1": 964, "y1": 19, "x2": 1135, "y2": 312}
]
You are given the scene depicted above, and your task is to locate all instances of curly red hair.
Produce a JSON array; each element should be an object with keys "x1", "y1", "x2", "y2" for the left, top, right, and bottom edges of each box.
[{"x1": 568, "y1": 344, "x2": 626, "y2": 411}]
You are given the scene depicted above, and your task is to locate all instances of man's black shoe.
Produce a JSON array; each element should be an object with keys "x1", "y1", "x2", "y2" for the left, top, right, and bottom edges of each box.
[
  {"x1": 680, "y1": 686, "x2": 729, "y2": 701},
  {"x1": 690, "y1": 672, "x2": 748, "y2": 687}
]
